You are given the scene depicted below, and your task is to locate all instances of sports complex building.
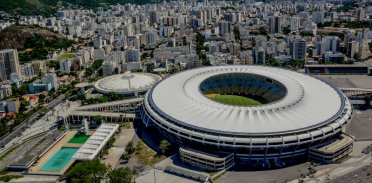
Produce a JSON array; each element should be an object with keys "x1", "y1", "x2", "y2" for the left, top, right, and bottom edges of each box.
[
  {"x1": 141, "y1": 65, "x2": 354, "y2": 169},
  {"x1": 94, "y1": 72, "x2": 162, "y2": 96}
]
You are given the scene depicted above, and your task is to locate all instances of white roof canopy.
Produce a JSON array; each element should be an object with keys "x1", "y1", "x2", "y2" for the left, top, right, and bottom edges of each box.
[{"x1": 73, "y1": 124, "x2": 119, "y2": 160}]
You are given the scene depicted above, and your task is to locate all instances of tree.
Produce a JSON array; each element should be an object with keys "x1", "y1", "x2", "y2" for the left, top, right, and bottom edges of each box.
[
  {"x1": 120, "y1": 153, "x2": 130, "y2": 161},
  {"x1": 159, "y1": 140, "x2": 171, "y2": 155},
  {"x1": 0, "y1": 118, "x2": 10, "y2": 137},
  {"x1": 265, "y1": 56, "x2": 280, "y2": 67},
  {"x1": 93, "y1": 115, "x2": 104, "y2": 123},
  {"x1": 317, "y1": 22, "x2": 332, "y2": 29},
  {"x1": 39, "y1": 94, "x2": 46, "y2": 101},
  {"x1": 47, "y1": 60, "x2": 60, "y2": 70},
  {"x1": 106, "y1": 92, "x2": 118, "y2": 101},
  {"x1": 12, "y1": 84, "x2": 29, "y2": 96},
  {"x1": 282, "y1": 26, "x2": 291, "y2": 35},
  {"x1": 71, "y1": 79, "x2": 81, "y2": 86},
  {"x1": 19, "y1": 100, "x2": 29, "y2": 113},
  {"x1": 141, "y1": 52, "x2": 150, "y2": 60},
  {"x1": 196, "y1": 31, "x2": 208, "y2": 65},
  {"x1": 125, "y1": 142, "x2": 135, "y2": 154},
  {"x1": 300, "y1": 31, "x2": 314, "y2": 37},
  {"x1": 66, "y1": 160, "x2": 108, "y2": 183},
  {"x1": 108, "y1": 167, "x2": 133, "y2": 183},
  {"x1": 258, "y1": 27, "x2": 268, "y2": 36},
  {"x1": 70, "y1": 93, "x2": 86, "y2": 102},
  {"x1": 233, "y1": 26, "x2": 241, "y2": 41},
  {"x1": 85, "y1": 67, "x2": 94, "y2": 76},
  {"x1": 92, "y1": 59, "x2": 104, "y2": 70},
  {"x1": 202, "y1": 60, "x2": 211, "y2": 66}
]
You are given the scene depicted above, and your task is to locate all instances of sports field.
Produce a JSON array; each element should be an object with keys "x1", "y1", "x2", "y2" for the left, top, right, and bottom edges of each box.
[
  {"x1": 57, "y1": 53, "x2": 75, "y2": 61},
  {"x1": 68, "y1": 134, "x2": 90, "y2": 144},
  {"x1": 207, "y1": 94, "x2": 262, "y2": 106}
]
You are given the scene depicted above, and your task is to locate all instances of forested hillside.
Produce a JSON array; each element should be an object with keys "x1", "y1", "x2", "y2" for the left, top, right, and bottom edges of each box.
[{"x1": 0, "y1": 0, "x2": 156, "y2": 16}]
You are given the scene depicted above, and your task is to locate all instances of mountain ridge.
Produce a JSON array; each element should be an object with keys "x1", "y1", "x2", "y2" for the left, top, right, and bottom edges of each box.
[{"x1": 0, "y1": 0, "x2": 155, "y2": 16}]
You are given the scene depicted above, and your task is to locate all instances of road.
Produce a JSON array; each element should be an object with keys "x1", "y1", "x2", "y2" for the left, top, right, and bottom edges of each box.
[
  {"x1": 0, "y1": 135, "x2": 43, "y2": 171},
  {"x1": 332, "y1": 164, "x2": 372, "y2": 183},
  {"x1": 0, "y1": 94, "x2": 65, "y2": 149}
]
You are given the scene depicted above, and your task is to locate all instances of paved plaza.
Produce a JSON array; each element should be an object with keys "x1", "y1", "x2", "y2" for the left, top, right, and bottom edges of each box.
[
  {"x1": 346, "y1": 109, "x2": 372, "y2": 141},
  {"x1": 136, "y1": 169, "x2": 200, "y2": 183},
  {"x1": 101, "y1": 127, "x2": 136, "y2": 169}
]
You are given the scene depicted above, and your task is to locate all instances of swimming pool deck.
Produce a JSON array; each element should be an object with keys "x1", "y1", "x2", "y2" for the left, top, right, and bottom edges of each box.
[{"x1": 28, "y1": 131, "x2": 83, "y2": 175}]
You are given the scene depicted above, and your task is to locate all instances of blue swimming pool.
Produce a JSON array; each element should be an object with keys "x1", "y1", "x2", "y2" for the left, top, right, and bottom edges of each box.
[{"x1": 39, "y1": 147, "x2": 78, "y2": 172}]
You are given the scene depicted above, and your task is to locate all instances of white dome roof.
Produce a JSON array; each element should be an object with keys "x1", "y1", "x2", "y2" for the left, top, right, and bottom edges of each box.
[{"x1": 95, "y1": 73, "x2": 162, "y2": 94}]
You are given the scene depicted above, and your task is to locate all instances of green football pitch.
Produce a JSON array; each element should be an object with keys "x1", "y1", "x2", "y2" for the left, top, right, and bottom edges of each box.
[{"x1": 207, "y1": 94, "x2": 263, "y2": 106}]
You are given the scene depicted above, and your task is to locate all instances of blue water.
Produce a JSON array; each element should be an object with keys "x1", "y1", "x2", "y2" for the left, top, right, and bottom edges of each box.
[{"x1": 39, "y1": 147, "x2": 78, "y2": 171}]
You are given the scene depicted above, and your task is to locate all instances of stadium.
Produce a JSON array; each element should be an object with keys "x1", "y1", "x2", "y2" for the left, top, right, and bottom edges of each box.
[{"x1": 141, "y1": 65, "x2": 354, "y2": 169}]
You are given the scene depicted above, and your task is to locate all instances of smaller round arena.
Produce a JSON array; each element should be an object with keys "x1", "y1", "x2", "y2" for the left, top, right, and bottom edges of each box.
[{"x1": 94, "y1": 72, "x2": 162, "y2": 95}]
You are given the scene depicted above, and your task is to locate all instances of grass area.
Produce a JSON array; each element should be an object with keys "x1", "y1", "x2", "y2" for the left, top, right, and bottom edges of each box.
[
  {"x1": 120, "y1": 122, "x2": 133, "y2": 129},
  {"x1": 135, "y1": 140, "x2": 165, "y2": 165},
  {"x1": 0, "y1": 175, "x2": 23, "y2": 182},
  {"x1": 211, "y1": 171, "x2": 226, "y2": 181},
  {"x1": 57, "y1": 53, "x2": 75, "y2": 61},
  {"x1": 68, "y1": 135, "x2": 90, "y2": 144},
  {"x1": 207, "y1": 94, "x2": 263, "y2": 106},
  {"x1": 0, "y1": 145, "x2": 20, "y2": 161},
  {"x1": 0, "y1": 168, "x2": 8, "y2": 175}
]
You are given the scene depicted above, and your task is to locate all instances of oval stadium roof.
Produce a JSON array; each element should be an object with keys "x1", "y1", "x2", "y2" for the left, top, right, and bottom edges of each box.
[{"x1": 148, "y1": 65, "x2": 346, "y2": 135}]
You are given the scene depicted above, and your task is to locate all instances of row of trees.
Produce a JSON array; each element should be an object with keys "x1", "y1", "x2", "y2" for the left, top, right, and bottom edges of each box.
[
  {"x1": 265, "y1": 56, "x2": 305, "y2": 69},
  {"x1": 65, "y1": 160, "x2": 133, "y2": 183},
  {"x1": 70, "y1": 92, "x2": 126, "y2": 105},
  {"x1": 317, "y1": 21, "x2": 371, "y2": 29},
  {"x1": 195, "y1": 32, "x2": 211, "y2": 66}
]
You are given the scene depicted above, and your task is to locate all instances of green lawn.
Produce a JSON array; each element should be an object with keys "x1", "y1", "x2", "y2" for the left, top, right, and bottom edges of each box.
[
  {"x1": 135, "y1": 140, "x2": 166, "y2": 165},
  {"x1": 0, "y1": 145, "x2": 20, "y2": 161},
  {"x1": 208, "y1": 95, "x2": 262, "y2": 106},
  {"x1": 0, "y1": 175, "x2": 23, "y2": 182},
  {"x1": 57, "y1": 53, "x2": 75, "y2": 61},
  {"x1": 68, "y1": 135, "x2": 90, "y2": 144}
]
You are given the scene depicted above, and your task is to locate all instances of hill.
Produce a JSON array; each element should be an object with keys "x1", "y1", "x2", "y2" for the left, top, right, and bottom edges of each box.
[
  {"x1": 0, "y1": 25, "x2": 64, "y2": 50},
  {"x1": 0, "y1": 25, "x2": 75, "y2": 63},
  {"x1": 0, "y1": 0, "x2": 59, "y2": 16},
  {"x1": 0, "y1": 0, "x2": 155, "y2": 16}
]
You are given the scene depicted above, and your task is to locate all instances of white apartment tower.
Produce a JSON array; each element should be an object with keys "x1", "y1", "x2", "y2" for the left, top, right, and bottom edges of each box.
[{"x1": 0, "y1": 49, "x2": 21, "y2": 82}]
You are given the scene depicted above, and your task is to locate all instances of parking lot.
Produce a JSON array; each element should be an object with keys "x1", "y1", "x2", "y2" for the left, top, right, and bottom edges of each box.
[
  {"x1": 346, "y1": 109, "x2": 372, "y2": 141},
  {"x1": 216, "y1": 162, "x2": 311, "y2": 183},
  {"x1": 315, "y1": 75, "x2": 372, "y2": 89}
]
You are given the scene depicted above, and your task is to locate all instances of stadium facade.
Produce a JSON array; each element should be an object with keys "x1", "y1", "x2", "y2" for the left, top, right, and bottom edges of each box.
[{"x1": 140, "y1": 66, "x2": 353, "y2": 169}]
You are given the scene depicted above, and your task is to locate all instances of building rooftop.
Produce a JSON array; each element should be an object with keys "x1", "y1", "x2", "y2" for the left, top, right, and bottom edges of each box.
[
  {"x1": 315, "y1": 134, "x2": 354, "y2": 154},
  {"x1": 94, "y1": 72, "x2": 161, "y2": 95},
  {"x1": 147, "y1": 65, "x2": 347, "y2": 135},
  {"x1": 72, "y1": 123, "x2": 119, "y2": 160}
]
